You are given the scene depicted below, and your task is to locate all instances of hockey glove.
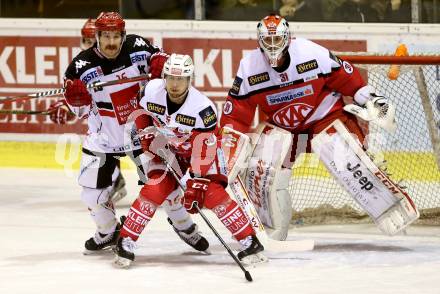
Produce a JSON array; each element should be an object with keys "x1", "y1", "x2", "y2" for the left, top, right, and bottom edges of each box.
[
  {"x1": 64, "y1": 79, "x2": 92, "y2": 107},
  {"x1": 184, "y1": 178, "x2": 210, "y2": 214},
  {"x1": 48, "y1": 99, "x2": 75, "y2": 124},
  {"x1": 149, "y1": 52, "x2": 169, "y2": 79}
]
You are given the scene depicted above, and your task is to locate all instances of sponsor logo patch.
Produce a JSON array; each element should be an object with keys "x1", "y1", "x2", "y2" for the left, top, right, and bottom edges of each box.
[
  {"x1": 213, "y1": 204, "x2": 227, "y2": 217},
  {"x1": 296, "y1": 59, "x2": 318, "y2": 74},
  {"x1": 134, "y1": 37, "x2": 147, "y2": 47},
  {"x1": 199, "y1": 106, "x2": 217, "y2": 127},
  {"x1": 266, "y1": 85, "x2": 314, "y2": 105},
  {"x1": 130, "y1": 52, "x2": 147, "y2": 64},
  {"x1": 272, "y1": 103, "x2": 314, "y2": 129},
  {"x1": 75, "y1": 59, "x2": 91, "y2": 73},
  {"x1": 248, "y1": 72, "x2": 270, "y2": 86},
  {"x1": 81, "y1": 66, "x2": 104, "y2": 83},
  {"x1": 230, "y1": 76, "x2": 243, "y2": 95},
  {"x1": 146, "y1": 102, "x2": 166, "y2": 115},
  {"x1": 175, "y1": 113, "x2": 196, "y2": 127}
]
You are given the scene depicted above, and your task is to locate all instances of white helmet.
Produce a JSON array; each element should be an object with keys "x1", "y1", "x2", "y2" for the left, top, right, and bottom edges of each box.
[
  {"x1": 257, "y1": 14, "x2": 291, "y2": 67},
  {"x1": 162, "y1": 53, "x2": 195, "y2": 81}
]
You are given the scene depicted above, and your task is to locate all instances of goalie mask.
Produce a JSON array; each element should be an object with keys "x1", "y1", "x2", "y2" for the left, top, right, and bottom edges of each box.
[
  {"x1": 162, "y1": 54, "x2": 195, "y2": 102},
  {"x1": 95, "y1": 12, "x2": 126, "y2": 59},
  {"x1": 257, "y1": 14, "x2": 291, "y2": 68},
  {"x1": 80, "y1": 18, "x2": 96, "y2": 50}
]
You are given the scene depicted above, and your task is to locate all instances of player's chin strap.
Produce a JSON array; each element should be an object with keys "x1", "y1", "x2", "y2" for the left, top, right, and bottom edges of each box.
[{"x1": 343, "y1": 89, "x2": 397, "y2": 133}]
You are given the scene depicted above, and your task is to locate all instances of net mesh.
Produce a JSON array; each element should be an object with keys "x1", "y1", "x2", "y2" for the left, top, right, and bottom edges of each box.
[{"x1": 289, "y1": 62, "x2": 440, "y2": 226}]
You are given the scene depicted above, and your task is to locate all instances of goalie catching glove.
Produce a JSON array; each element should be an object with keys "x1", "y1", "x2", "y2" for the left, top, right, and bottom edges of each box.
[{"x1": 344, "y1": 85, "x2": 397, "y2": 133}]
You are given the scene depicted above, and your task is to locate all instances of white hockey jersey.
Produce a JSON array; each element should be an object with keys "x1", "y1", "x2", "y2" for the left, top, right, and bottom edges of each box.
[
  {"x1": 64, "y1": 34, "x2": 159, "y2": 153},
  {"x1": 138, "y1": 79, "x2": 218, "y2": 147}
]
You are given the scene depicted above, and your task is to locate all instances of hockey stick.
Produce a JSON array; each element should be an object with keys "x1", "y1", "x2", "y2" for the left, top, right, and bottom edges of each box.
[
  {"x1": 0, "y1": 109, "x2": 50, "y2": 115},
  {"x1": 0, "y1": 74, "x2": 151, "y2": 104},
  {"x1": 157, "y1": 149, "x2": 253, "y2": 282}
]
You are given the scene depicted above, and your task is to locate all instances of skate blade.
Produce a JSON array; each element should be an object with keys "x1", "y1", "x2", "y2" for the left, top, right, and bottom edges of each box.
[
  {"x1": 240, "y1": 252, "x2": 268, "y2": 266},
  {"x1": 110, "y1": 188, "x2": 128, "y2": 203},
  {"x1": 83, "y1": 247, "x2": 113, "y2": 256},
  {"x1": 113, "y1": 255, "x2": 133, "y2": 269}
]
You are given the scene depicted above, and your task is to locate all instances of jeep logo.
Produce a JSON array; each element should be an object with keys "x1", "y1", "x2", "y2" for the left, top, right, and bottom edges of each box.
[{"x1": 347, "y1": 162, "x2": 373, "y2": 190}]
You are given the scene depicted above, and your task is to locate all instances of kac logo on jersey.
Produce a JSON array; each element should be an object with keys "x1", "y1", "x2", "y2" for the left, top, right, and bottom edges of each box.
[
  {"x1": 134, "y1": 37, "x2": 147, "y2": 47},
  {"x1": 130, "y1": 52, "x2": 147, "y2": 64},
  {"x1": 342, "y1": 61, "x2": 354, "y2": 74},
  {"x1": 266, "y1": 85, "x2": 314, "y2": 105},
  {"x1": 75, "y1": 60, "x2": 91, "y2": 73},
  {"x1": 81, "y1": 66, "x2": 104, "y2": 84},
  {"x1": 272, "y1": 103, "x2": 314, "y2": 129}
]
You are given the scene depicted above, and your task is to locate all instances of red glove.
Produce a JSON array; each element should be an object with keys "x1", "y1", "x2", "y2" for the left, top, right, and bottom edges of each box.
[
  {"x1": 149, "y1": 52, "x2": 169, "y2": 79},
  {"x1": 64, "y1": 79, "x2": 92, "y2": 107},
  {"x1": 184, "y1": 178, "x2": 210, "y2": 214},
  {"x1": 47, "y1": 99, "x2": 75, "y2": 124}
]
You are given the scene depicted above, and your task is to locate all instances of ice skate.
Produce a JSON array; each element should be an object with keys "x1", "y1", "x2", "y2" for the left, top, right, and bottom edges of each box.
[
  {"x1": 237, "y1": 235, "x2": 267, "y2": 265},
  {"x1": 83, "y1": 223, "x2": 121, "y2": 255},
  {"x1": 167, "y1": 218, "x2": 210, "y2": 253},
  {"x1": 113, "y1": 236, "x2": 136, "y2": 269}
]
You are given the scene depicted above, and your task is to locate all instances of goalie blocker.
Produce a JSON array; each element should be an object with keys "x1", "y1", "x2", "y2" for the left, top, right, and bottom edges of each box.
[{"x1": 311, "y1": 119, "x2": 419, "y2": 235}]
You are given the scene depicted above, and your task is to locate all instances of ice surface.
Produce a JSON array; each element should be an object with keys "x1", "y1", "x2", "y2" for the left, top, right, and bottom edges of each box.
[{"x1": 1, "y1": 168, "x2": 439, "y2": 294}]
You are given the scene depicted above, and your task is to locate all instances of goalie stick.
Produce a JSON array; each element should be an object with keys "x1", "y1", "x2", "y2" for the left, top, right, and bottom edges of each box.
[
  {"x1": 0, "y1": 74, "x2": 151, "y2": 104},
  {"x1": 156, "y1": 148, "x2": 253, "y2": 282}
]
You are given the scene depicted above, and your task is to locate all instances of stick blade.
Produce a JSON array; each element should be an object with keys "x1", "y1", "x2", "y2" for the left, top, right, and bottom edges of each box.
[{"x1": 245, "y1": 271, "x2": 253, "y2": 282}]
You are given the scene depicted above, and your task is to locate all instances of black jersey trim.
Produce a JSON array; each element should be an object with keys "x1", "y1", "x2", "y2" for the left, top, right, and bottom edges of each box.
[{"x1": 96, "y1": 101, "x2": 114, "y2": 110}]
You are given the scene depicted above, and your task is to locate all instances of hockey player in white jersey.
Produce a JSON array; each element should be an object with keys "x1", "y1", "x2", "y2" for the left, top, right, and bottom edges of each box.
[
  {"x1": 113, "y1": 54, "x2": 265, "y2": 268},
  {"x1": 47, "y1": 17, "x2": 127, "y2": 203},
  {"x1": 62, "y1": 12, "x2": 209, "y2": 254},
  {"x1": 220, "y1": 14, "x2": 418, "y2": 239}
]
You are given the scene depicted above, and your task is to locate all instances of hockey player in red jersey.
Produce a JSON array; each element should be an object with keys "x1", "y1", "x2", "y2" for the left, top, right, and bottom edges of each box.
[
  {"x1": 61, "y1": 12, "x2": 209, "y2": 254},
  {"x1": 47, "y1": 17, "x2": 127, "y2": 204},
  {"x1": 113, "y1": 54, "x2": 266, "y2": 268},
  {"x1": 220, "y1": 14, "x2": 417, "y2": 239}
]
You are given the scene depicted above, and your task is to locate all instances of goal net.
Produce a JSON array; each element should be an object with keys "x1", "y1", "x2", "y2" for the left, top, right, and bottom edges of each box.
[{"x1": 290, "y1": 55, "x2": 440, "y2": 226}]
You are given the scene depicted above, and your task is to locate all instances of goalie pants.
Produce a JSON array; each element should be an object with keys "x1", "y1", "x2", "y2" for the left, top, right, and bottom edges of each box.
[{"x1": 120, "y1": 169, "x2": 255, "y2": 242}]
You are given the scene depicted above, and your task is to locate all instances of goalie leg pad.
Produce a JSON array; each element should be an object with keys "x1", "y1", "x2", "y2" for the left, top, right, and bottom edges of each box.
[
  {"x1": 245, "y1": 123, "x2": 293, "y2": 240},
  {"x1": 311, "y1": 119, "x2": 419, "y2": 235}
]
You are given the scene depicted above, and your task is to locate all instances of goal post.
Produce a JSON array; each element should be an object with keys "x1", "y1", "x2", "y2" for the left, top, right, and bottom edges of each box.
[{"x1": 289, "y1": 54, "x2": 440, "y2": 226}]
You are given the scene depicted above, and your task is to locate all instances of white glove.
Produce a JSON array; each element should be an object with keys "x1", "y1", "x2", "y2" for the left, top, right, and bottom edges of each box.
[{"x1": 344, "y1": 86, "x2": 397, "y2": 133}]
